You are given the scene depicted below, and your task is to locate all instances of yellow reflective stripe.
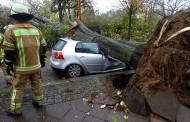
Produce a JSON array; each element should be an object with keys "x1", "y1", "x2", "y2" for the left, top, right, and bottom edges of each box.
[
  {"x1": 0, "y1": 36, "x2": 2, "y2": 43},
  {"x1": 11, "y1": 103, "x2": 22, "y2": 109},
  {"x1": 11, "y1": 89, "x2": 22, "y2": 109},
  {"x1": 0, "y1": 49, "x2": 4, "y2": 56},
  {"x1": 41, "y1": 38, "x2": 46, "y2": 44},
  {"x1": 36, "y1": 37, "x2": 40, "y2": 63},
  {"x1": 33, "y1": 95, "x2": 43, "y2": 101},
  {"x1": 17, "y1": 38, "x2": 25, "y2": 67},
  {"x1": 3, "y1": 41, "x2": 15, "y2": 48},
  {"x1": 11, "y1": 89, "x2": 16, "y2": 101},
  {"x1": 15, "y1": 63, "x2": 41, "y2": 71},
  {"x1": 13, "y1": 29, "x2": 39, "y2": 36}
]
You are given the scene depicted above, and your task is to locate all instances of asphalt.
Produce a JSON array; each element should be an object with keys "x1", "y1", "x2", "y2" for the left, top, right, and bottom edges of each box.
[{"x1": 0, "y1": 52, "x2": 149, "y2": 122}]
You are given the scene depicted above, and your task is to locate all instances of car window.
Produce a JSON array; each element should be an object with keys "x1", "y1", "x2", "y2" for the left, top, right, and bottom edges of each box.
[
  {"x1": 75, "y1": 42, "x2": 101, "y2": 54},
  {"x1": 75, "y1": 42, "x2": 83, "y2": 53},
  {"x1": 82, "y1": 43, "x2": 100, "y2": 54},
  {"x1": 53, "y1": 39, "x2": 67, "y2": 51}
]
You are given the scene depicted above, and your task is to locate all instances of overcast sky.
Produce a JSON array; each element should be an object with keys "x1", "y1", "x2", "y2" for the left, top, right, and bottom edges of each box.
[
  {"x1": 1, "y1": 0, "x2": 120, "y2": 13},
  {"x1": 93, "y1": 0, "x2": 120, "y2": 13},
  {"x1": 1, "y1": 0, "x2": 12, "y2": 7}
]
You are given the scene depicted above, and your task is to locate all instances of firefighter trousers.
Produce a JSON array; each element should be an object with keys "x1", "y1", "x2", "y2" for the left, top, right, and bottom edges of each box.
[{"x1": 10, "y1": 70, "x2": 43, "y2": 113}]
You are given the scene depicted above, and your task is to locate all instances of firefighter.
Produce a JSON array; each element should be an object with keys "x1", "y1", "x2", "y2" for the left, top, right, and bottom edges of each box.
[
  {"x1": 3, "y1": 3, "x2": 47, "y2": 117},
  {"x1": 0, "y1": 33, "x2": 13, "y2": 84}
]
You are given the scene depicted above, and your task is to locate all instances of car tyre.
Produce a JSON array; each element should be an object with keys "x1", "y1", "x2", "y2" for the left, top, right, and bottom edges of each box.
[{"x1": 66, "y1": 64, "x2": 83, "y2": 78}]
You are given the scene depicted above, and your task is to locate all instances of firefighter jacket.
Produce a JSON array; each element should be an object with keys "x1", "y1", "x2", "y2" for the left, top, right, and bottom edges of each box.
[
  {"x1": 0, "y1": 34, "x2": 4, "y2": 59},
  {"x1": 3, "y1": 22, "x2": 47, "y2": 74}
]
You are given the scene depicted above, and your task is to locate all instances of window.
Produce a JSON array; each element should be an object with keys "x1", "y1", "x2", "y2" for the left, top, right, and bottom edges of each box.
[
  {"x1": 53, "y1": 39, "x2": 67, "y2": 51},
  {"x1": 75, "y1": 42, "x2": 83, "y2": 53},
  {"x1": 83, "y1": 43, "x2": 100, "y2": 54},
  {"x1": 75, "y1": 42, "x2": 100, "y2": 54}
]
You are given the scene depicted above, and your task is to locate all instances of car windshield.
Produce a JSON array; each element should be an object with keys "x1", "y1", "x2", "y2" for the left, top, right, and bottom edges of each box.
[{"x1": 53, "y1": 39, "x2": 67, "y2": 51}]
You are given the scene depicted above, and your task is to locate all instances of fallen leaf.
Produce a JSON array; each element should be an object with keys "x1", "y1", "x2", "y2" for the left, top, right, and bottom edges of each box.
[
  {"x1": 83, "y1": 98, "x2": 88, "y2": 102},
  {"x1": 86, "y1": 112, "x2": 90, "y2": 115},
  {"x1": 123, "y1": 105, "x2": 130, "y2": 113},
  {"x1": 113, "y1": 103, "x2": 119, "y2": 111},
  {"x1": 112, "y1": 117, "x2": 118, "y2": 122},
  {"x1": 120, "y1": 101, "x2": 125, "y2": 106},
  {"x1": 100, "y1": 104, "x2": 106, "y2": 109},
  {"x1": 124, "y1": 115, "x2": 128, "y2": 119},
  {"x1": 117, "y1": 90, "x2": 122, "y2": 96}
]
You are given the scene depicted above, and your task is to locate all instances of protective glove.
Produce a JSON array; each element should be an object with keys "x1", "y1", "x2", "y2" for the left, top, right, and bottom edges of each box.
[
  {"x1": 6, "y1": 64, "x2": 14, "y2": 76},
  {"x1": 40, "y1": 55, "x2": 46, "y2": 68}
]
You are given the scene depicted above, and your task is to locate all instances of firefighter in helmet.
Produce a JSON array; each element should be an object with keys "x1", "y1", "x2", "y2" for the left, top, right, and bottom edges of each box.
[
  {"x1": 0, "y1": 31, "x2": 13, "y2": 84},
  {"x1": 4, "y1": 3, "x2": 47, "y2": 117}
]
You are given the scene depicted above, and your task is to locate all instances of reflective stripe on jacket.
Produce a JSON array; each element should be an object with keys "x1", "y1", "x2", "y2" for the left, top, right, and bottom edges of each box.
[
  {"x1": 3, "y1": 22, "x2": 47, "y2": 74},
  {"x1": 0, "y1": 34, "x2": 4, "y2": 59}
]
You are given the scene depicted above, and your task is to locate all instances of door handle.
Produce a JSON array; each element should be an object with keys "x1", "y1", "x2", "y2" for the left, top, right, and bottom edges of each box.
[{"x1": 80, "y1": 56, "x2": 85, "y2": 59}]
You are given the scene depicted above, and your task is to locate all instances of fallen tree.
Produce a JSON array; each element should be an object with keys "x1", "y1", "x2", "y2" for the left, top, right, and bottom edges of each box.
[{"x1": 70, "y1": 18, "x2": 145, "y2": 69}]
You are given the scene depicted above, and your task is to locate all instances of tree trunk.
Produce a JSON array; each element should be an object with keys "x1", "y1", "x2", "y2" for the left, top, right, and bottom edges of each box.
[
  {"x1": 127, "y1": 9, "x2": 132, "y2": 41},
  {"x1": 58, "y1": 1, "x2": 63, "y2": 23}
]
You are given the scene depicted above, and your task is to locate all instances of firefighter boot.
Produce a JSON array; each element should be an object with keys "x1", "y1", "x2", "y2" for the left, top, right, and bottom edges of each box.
[
  {"x1": 6, "y1": 109, "x2": 22, "y2": 117},
  {"x1": 32, "y1": 100, "x2": 43, "y2": 109}
]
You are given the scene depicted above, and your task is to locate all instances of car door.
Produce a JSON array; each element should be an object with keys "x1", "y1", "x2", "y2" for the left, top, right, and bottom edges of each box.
[{"x1": 75, "y1": 42, "x2": 103, "y2": 73}]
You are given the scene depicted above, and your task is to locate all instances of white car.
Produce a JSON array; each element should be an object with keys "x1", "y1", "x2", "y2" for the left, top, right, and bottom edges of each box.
[{"x1": 50, "y1": 37, "x2": 126, "y2": 78}]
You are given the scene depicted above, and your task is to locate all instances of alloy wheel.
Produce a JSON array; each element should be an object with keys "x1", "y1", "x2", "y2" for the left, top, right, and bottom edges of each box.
[{"x1": 67, "y1": 64, "x2": 82, "y2": 78}]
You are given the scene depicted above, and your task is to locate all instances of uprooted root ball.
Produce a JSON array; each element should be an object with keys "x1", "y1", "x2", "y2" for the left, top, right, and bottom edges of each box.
[{"x1": 132, "y1": 8, "x2": 190, "y2": 106}]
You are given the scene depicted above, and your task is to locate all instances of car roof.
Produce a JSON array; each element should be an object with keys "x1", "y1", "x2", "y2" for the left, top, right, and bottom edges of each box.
[{"x1": 59, "y1": 37, "x2": 80, "y2": 43}]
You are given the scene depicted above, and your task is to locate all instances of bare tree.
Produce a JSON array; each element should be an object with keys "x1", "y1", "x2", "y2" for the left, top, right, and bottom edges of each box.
[
  {"x1": 27, "y1": 0, "x2": 43, "y2": 14},
  {"x1": 9, "y1": 0, "x2": 26, "y2": 4},
  {"x1": 148, "y1": 0, "x2": 190, "y2": 17}
]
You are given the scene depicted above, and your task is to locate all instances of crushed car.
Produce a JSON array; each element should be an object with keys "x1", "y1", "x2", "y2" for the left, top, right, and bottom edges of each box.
[{"x1": 50, "y1": 37, "x2": 126, "y2": 78}]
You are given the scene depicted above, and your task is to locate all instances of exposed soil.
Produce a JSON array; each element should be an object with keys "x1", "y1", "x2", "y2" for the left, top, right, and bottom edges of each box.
[{"x1": 131, "y1": 8, "x2": 190, "y2": 106}]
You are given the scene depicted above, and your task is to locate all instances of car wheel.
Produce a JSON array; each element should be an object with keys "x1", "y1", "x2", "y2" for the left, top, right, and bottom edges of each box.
[{"x1": 66, "y1": 64, "x2": 83, "y2": 78}]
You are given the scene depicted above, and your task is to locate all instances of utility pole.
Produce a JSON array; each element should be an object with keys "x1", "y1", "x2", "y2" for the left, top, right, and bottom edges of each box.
[{"x1": 78, "y1": 0, "x2": 82, "y2": 21}]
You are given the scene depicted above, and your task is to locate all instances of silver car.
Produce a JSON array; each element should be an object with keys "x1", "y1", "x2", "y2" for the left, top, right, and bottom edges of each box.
[{"x1": 50, "y1": 37, "x2": 126, "y2": 78}]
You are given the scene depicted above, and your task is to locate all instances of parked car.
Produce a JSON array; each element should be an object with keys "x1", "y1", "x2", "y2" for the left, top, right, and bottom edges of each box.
[{"x1": 50, "y1": 37, "x2": 126, "y2": 78}]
